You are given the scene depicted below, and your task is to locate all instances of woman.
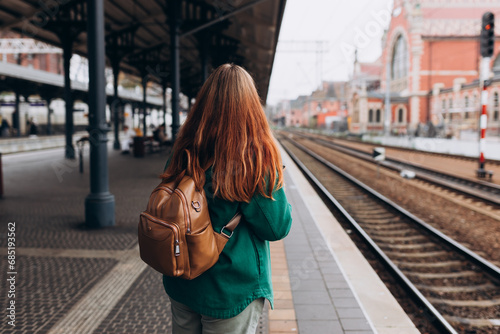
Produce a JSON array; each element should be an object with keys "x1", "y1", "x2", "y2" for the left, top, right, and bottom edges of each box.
[{"x1": 161, "y1": 63, "x2": 292, "y2": 334}]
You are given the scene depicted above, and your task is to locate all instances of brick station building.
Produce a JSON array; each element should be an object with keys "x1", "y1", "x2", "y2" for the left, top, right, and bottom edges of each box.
[
  {"x1": 349, "y1": 0, "x2": 500, "y2": 138},
  {"x1": 273, "y1": 81, "x2": 349, "y2": 130}
]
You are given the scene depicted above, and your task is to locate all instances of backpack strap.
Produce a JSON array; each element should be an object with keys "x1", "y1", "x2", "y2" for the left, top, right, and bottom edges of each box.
[
  {"x1": 220, "y1": 212, "x2": 242, "y2": 239},
  {"x1": 214, "y1": 212, "x2": 242, "y2": 254}
]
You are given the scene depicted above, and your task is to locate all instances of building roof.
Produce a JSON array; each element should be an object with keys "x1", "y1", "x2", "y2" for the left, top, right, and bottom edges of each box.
[{"x1": 0, "y1": 0, "x2": 286, "y2": 102}]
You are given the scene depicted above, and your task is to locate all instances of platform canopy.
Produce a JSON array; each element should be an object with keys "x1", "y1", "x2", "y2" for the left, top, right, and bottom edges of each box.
[{"x1": 0, "y1": 0, "x2": 285, "y2": 102}]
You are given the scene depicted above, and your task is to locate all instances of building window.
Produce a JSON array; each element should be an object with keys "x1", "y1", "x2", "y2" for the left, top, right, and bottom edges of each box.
[
  {"x1": 376, "y1": 109, "x2": 381, "y2": 123},
  {"x1": 494, "y1": 92, "x2": 499, "y2": 121},
  {"x1": 449, "y1": 98, "x2": 453, "y2": 110},
  {"x1": 368, "y1": 109, "x2": 373, "y2": 123},
  {"x1": 442, "y1": 99, "x2": 446, "y2": 110},
  {"x1": 391, "y1": 35, "x2": 408, "y2": 80},
  {"x1": 398, "y1": 108, "x2": 404, "y2": 123}
]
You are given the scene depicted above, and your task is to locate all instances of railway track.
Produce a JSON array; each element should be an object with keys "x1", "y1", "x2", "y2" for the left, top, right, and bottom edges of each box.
[
  {"x1": 286, "y1": 130, "x2": 500, "y2": 210},
  {"x1": 279, "y1": 135, "x2": 500, "y2": 334},
  {"x1": 296, "y1": 129, "x2": 500, "y2": 167}
]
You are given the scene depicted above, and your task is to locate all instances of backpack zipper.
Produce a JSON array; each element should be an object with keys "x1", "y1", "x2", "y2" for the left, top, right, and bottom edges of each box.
[
  {"x1": 174, "y1": 189, "x2": 191, "y2": 233},
  {"x1": 141, "y1": 211, "x2": 181, "y2": 256}
]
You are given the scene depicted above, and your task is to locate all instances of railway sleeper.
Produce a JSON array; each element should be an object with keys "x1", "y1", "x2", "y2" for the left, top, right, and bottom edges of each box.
[
  {"x1": 384, "y1": 250, "x2": 448, "y2": 258},
  {"x1": 429, "y1": 297, "x2": 500, "y2": 307},
  {"x1": 355, "y1": 217, "x2": 402, "y2": 225},
  {"x1": 365, "y1": 227, "x2": 415, "y2": 235},
  {"x1": 405, "y1": 270, "x2": 480, "y2": 279},
  {"x1": 445, "y1": 315, "x2": 500, "y2": 328},
  {"x1": 371, "y1": 235, "x2": 428, "y2": 243},
  {"x1": 380, "y1": 242, "x2": 436, "y2": 251},
  {"x1": 394, "y1": 260, "x2": 463, "y2": 269},
  {"x1": 414, "y1": 283, "x2": 497, "y2": 293}
]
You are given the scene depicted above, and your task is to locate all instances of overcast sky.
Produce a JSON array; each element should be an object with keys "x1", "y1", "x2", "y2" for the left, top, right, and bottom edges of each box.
[{"x1": 266, "y1": 0, "x2": 394, "y2": 105}]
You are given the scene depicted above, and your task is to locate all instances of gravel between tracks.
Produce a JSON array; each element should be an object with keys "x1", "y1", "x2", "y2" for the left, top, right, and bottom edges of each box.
[{"x1": 296, "y1": 138, "x2": 500, "y2": 265}]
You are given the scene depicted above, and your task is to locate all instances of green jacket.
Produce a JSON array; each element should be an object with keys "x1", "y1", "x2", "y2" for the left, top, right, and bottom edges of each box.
[{"x1": 163, "y1": 165, "x2": 293, "y2": 319}]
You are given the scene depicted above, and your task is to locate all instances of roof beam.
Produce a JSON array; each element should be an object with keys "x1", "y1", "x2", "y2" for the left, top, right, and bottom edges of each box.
[{"x1": 180, "y1": 0, "x2": 271, "y2": 37}]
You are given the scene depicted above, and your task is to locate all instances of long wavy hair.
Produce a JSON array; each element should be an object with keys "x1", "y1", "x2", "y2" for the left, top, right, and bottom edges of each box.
[{"x1": 160, "y1": 63, "x2": 283, "y2": 202}]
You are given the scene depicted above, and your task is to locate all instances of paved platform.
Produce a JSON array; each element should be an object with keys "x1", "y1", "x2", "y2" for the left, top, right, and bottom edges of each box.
[{"x1": 0, "y1": 143, "x2": 418, "y2": 333}]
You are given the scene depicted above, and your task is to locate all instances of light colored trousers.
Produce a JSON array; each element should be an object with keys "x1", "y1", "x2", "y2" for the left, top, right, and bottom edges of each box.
[{"x1": 169, "y1": 297, "x2": 264, "y2": 334}]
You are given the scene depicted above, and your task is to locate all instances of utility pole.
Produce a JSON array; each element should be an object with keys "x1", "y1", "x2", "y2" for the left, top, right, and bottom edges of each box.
[
  {"x1": 384, "y1": 57, "x2": 391, "y2": 136},
  {"x1": 277, "y1": 40, "x2": 328, "y2": 89}
]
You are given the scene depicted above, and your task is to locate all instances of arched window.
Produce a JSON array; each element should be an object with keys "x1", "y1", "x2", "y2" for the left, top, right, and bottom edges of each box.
[
  {"x1": 391, "y1": 35, "x2": 408, "y2": 80},
  {"x1": 376, "y1": 109, "x2": 381, "y2": 123},
  {"x1": 398, "y1": 108, "x2": 404, "y2": 123},
  {"x1": 368, "y1": 109, "x2": 374, "y2": 123}
]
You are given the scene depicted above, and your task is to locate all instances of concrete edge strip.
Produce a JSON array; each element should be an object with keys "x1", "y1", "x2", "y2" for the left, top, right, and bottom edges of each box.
[
  {"x1": 279, "y1": 142, "x2": 420, "y2": 334},
  {"x1": 46, "y1": 245, "x2": 147, "y2": 334}
]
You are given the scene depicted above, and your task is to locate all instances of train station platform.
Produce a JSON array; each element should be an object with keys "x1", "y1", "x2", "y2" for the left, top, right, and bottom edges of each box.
[{"x1": 0, "y1": 143, "x2": 418, "y2": 333}]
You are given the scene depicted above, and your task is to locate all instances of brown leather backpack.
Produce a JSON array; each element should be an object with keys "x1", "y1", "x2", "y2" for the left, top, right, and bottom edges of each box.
[{"x1": 138, "y1": 174, "x2": 241, "y2": 280}]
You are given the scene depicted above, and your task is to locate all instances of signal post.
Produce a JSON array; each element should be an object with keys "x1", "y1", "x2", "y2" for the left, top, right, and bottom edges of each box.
[{"x1": 477, "y1": 12, "x2": 495, "y2": 179}]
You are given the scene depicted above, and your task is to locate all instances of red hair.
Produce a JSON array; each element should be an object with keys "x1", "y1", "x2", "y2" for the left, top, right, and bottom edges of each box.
[{"x1": 160, "y1": 64, "x2": 283, "y2": 202}]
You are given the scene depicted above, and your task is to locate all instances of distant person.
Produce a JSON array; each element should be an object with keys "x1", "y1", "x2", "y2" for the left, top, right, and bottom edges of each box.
[
  {"x1": 28, "y1": 117, "x2": 38, "y2": 136},
  {"x1": 0, "y1": 117, "x2": 10, "y2": 137},
  {"x1": 121, "y1": 125, "x2": 134, "y2": 154},
  {"x1": 161, "y1": 64, "x2": 292, "y2": 334},
  {"x1": 153, "y1": 123, "x2": 169, "y2": 146}
]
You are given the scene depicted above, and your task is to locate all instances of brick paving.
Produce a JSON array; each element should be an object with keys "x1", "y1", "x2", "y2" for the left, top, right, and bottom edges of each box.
[
  {"x1": 0, "y1": 146, "x2": 275, "y2": 334},
  {"x1": 93, "y1": 267, "x2": 171, "y2": 334},
  {"x1": 0, "y1": 147, "x2": 170, "y2": 334},
  {"x1": 0, "y1": 256, "x2": 117, "y2": 334}
]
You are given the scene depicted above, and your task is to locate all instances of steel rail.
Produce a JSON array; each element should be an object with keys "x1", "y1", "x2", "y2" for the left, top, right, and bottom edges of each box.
[
  {"x1": 289, "y1": 131, "x2": 500, "y2": 206},
  {"x1": 281, "y1": 136, "x2": 500, "y2": 333}
]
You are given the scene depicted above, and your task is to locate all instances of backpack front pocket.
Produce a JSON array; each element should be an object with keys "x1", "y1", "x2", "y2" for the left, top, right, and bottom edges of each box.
[
  {"x1": 185, "y1": 224, "x2": 219, "y2": 279},
  {"x1": 138, "y1": 212, "x2": 184, "y2": 277}
]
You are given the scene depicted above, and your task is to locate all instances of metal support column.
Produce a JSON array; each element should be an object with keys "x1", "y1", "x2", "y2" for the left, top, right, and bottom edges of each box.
[
  {"x1": 132, "y1": 104, "x2": 136, "y2": 129},
  {"x1": 13, "y1": 91, "x2": 20, "y2": 137},
  {"x1": 170, "y1": 0, "x2": 181, "y2": 142},
  {"x1": 200, "y1": 31, "x2": 209, "y2": 83},
  {"x1": 85, "y1": 0, "x2": 115, "y2": 228},
  {"x1": 46, "y1": 99, "x2": 52, "y2": 135},
  {"x1": 162, "y1": 83, "x2": 167, "y2": 131},
  {"x1": 62, "y1": 36, "x2": 75, "y2": 159},
  {"x1": 111, "y1": 60, "x2": 121, "y2": 149},
  {"x1": 142, "y1": 79, "x2": 147, "y2": 136}
]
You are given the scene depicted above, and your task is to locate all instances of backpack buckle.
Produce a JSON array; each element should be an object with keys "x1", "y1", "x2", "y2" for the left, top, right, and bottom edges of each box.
[{"x1": 220, "y1": 226, "x2": 234, "y2": 239}]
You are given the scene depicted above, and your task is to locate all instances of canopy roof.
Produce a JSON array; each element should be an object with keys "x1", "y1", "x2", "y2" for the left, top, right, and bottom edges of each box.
[{"x1": 0, "y1": 0, "x2": 286, "y2": 102}]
